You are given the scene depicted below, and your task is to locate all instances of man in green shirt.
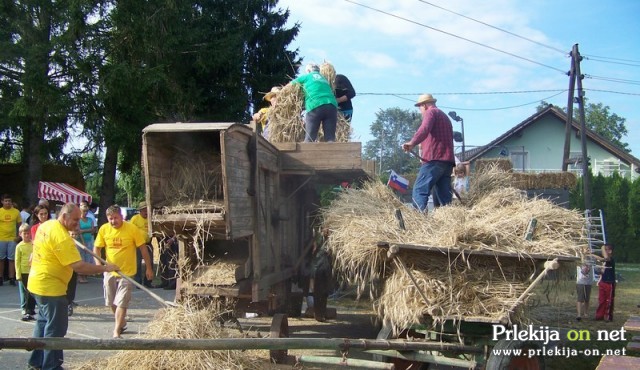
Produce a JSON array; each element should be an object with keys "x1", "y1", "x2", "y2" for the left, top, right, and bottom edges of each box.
[{"x1": 292, "y1": 64, "x2": 338, "y2": 142}]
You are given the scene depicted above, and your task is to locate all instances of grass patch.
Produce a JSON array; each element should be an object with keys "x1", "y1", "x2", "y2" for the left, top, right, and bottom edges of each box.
[{"x1": 525, "y1": 263, "x2": 640, "y2": 369}]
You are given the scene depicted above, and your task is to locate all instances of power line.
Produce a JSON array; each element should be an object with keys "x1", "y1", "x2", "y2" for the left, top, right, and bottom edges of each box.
[
  {"x1": 416, "y1": 0, "x2": 568, "y2": 55},
  {"x1": 360, "y1": 89, "x2": 567, "y2": 96},
  {"x1": 386, "y1": 91, "x2": 567, "y2": 111},
  {"x1": 583, "y1": 54, "x2": 640, "y2": 64},
  {"x1": 344, "y1": 0, "x2": 567, "y2": 74},
  {"x1": 587, "y1": 89, "x2": 640, "y2": 96},
  {"x1": 439, "y1": 91, "x2": 566, "y2": 111},
  {"x1": 583, "y1": 56, "x2": 640, "y2": 67},
  {"x1": 585, "y1": 75, "x2": 640, "y2": 86}
]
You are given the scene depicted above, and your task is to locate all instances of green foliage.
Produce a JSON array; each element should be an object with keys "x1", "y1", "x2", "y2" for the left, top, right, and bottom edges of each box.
[
  {"x1": 570, "y1": 173, "x2": 639, "y2": 262},
  {"x1": 363, "y1": 107, "x2": 422, "y2": 174},
  {"x1": 75, "y1": 151, "x2": 103, "y2": 203},
  {"x1": 591, "y1": 173, "x2": 606, "y2": 211},
  {"x1": 603, "y1": 172, "x2": 630, "y2": 258},
  {"x1": 580, "y1": 101, "x2": 629, "y2": 152},
  {"x1": 116, "y1": 163, "x2": 144, "y2": 207}
]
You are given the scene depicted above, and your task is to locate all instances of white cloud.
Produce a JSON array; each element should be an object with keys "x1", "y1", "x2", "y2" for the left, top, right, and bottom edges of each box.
[{"x1": 352, "y1": 51, "x2": 398, "y2": 69}]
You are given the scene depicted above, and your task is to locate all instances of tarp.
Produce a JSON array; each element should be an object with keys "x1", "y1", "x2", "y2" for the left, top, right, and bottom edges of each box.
[{"x1": 38, "y1": 181, "x2": 92, "y2": 204}]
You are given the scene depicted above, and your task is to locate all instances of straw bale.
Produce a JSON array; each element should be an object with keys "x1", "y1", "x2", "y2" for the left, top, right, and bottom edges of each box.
[
  {"x1": 475, "y1": 158, "x2": 513, "y2": 173},
  {"x1": 76, "y1": 303, "x2": 263, "y2": 370},
  {"x1": 321, "y1": 167, "x2": 586, "y2": 329},
  {"x1": 511, "y1": 172, "x2": 578, "y2": 190}
]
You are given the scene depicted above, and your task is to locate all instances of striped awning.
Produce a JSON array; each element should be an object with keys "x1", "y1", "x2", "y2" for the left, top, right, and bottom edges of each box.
[{"x1": 38, "y1": 181, "x2": 92, "y2": 204}]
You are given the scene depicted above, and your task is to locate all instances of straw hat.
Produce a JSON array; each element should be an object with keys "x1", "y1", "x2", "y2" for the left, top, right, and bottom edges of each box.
[
  {"x1": 414, "y1": 93, "x2": 437, "y2": 106},
  {"x1": 264, "y1": 86, "x2": 282, "y2": 102},
  {"x1": 138, "y1": 201, "x2": 147, "y2": 210}
]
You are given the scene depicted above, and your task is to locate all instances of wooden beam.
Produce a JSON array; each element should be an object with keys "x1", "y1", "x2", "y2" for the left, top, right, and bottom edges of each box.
[{"x1": 377, "y1": 242, "x2": 579, "y2": 262}]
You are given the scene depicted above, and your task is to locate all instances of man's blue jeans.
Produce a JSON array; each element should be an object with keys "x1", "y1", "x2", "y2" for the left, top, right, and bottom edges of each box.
[
  {"x1": 412, "y1": 161, "x2": 454, "y2": 212},
  {"x1": 29, "y1": 294, "x2": 69, "y2": 370}
]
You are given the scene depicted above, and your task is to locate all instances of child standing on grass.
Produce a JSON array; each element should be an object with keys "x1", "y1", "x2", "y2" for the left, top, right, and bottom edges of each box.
[
  {"x1": 15, "y1": 223, "x2": 36, "y2": 321},
  {"x1": 595, "y1": 243, "x2": 616, "y2": 321}
]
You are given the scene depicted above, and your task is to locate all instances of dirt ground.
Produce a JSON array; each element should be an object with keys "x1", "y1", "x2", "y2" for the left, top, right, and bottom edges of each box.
[{"x1": 0, "y1": 280, "x2": 382, "y2": 369}]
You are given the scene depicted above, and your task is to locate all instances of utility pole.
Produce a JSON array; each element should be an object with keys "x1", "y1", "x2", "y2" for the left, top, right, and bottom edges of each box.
[
  {"x1": 561, "y1": 44, "x2": 591, "y2": 210},
  {"x1": 574, "y1": 45, "x2": 592, "y2": 210},
  {"x1": 561, "y1": 45, "x2": 577, "y2": 172}
]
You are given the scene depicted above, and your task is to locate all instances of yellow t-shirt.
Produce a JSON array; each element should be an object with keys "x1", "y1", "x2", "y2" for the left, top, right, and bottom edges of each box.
[
  {"x1": 0, "y1": 207, "x2": 21, "y2": 241},
  {"x1": 95, "y1": 221, "x2": 145, "y2": 277},
  {"x1": 28, "y1": 220, "x2": 81, "y2": 296},
  {"x1": 15, "y1": 240, "x2": 33, "y2": 276},
  {"x1": 129, "y1": 214, "x2": 149, "y2": 242}
]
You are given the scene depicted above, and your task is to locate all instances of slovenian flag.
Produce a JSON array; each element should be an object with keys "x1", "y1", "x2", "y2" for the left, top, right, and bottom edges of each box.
[{"x1": 387, "y1": 170, "x2": 409, "y2": 193}]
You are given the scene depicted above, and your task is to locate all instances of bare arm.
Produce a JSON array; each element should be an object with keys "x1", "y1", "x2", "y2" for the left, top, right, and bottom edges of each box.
[
  {"x1": 71, "y1": 260, "x2": 118, "y2": 275},
  {"x1": 140, "y1": 244, "x2": 154, "y2": 280},
  {"x1": 93, "y1": 246, "x2": 103, "y2": 266}
]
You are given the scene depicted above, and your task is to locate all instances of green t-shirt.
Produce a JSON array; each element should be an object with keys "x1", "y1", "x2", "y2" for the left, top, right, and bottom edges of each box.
[{"x1": 292, "y1": 71, "x2": 337, "y2": 112}]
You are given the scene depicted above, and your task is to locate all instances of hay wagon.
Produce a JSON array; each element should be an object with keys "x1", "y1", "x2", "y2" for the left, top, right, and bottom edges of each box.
[
  {"x1": 366, "y1": 240, "x2": 579, "y2": 370},
  {"x1": 142, "y1": 122, "x2": 369, "y2": 318}
]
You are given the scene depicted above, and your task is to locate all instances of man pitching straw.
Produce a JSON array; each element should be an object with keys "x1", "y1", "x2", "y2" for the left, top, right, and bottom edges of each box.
[
  {"x1": 94, "y1": 204, "x2": 153, "y2": 338},
  {"x1": 28, "y1": 203, "x2": 118, "y2": 370}
]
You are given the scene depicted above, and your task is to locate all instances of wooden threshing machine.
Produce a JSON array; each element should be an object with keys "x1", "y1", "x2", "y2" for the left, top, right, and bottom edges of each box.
[{"x1": 142, "y1": 122, "x2": 369, "y2": 317}]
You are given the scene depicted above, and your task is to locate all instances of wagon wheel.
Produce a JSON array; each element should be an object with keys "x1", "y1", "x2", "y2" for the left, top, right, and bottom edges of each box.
[
  {"x1": 485, "y1": 339, "x2": 545, "y2": 370},
  {"x1": 269, "y1": 313, "x2": 289, "y2": 364}
]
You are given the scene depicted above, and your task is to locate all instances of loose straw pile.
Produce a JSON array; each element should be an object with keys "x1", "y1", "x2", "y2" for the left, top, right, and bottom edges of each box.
[
  {"x1": 267, "y1": 83, "x2": 306, "y2": 143},
  {"x1": 76, "y1": 303, "x2": 264, "y2": 370},
  {"x1": 321, "y1": 166, "x2": 586, "y2": 331},
  {"x1": 161, "y1": 151, "x2": 224, "y2": 204},
  {"x1": 320, "y1": 62, "x2": 336, "y2": 91}
]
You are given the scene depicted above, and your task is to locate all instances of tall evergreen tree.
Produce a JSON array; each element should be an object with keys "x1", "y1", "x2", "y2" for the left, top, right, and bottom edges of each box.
[
  {"x1": 93, "y1": 0, "x2": 300, "y2": 218},
  {"x1": 603, "y1": 172, "x2": 629, "y2": 260},
  {"x1": 0, "y1": 0, "x2": 106, "y2": 205}
]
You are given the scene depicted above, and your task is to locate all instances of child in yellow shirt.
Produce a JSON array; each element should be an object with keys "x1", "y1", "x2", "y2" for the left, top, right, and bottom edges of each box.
[{"x1": 15, "y1": 223, "x2": 36, "y2": 321}]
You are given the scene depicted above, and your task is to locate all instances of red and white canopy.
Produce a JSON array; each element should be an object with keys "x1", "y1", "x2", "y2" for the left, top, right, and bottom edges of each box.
[{"x1": 38, "y1": 181, "x2": 92, "y2": 204}]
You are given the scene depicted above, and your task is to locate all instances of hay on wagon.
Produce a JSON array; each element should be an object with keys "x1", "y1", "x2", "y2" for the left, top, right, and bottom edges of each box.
[{"x1": 321, "y1": 166, "x2": 586, "y2": 332}]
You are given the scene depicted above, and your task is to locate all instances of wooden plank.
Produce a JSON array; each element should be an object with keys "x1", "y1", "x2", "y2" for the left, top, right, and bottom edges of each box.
[
  {"x1": 597, "y1": 355, "x2": 640, "y2": 369},
  {"x1": 222, "y1": 130, "x2": 253, "y2": 240},
  {"x1": 152, "y1": 213, "x2": 224, "y2": 222},
  {"x1": 624, "y1": 316, "x2": 640, "y2": 332},
  {"x1": 278, "y1": 142, "x2": 362, "y2": 171},
  {"x1": 271, "y1": 142, "x2": 297, "y2": 151},
  {"x1": 143, "y1": 122, "x2": 236, "y2": 133},
  {"x1": 377, "y1": 242, "x2": 580, "y2": 262}
]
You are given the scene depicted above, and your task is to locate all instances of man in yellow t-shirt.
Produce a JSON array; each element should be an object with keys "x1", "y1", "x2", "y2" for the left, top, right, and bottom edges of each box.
[
  {"x1": 95, "y1": 204, "x2": 153, "y2": 338},
  {"x1": 0, "y1": 194, "x2": 22, "y2": 286},
  {"x1": 130, "y1": 201, "x2": 154, "y2": 287},
  {"x1": 28, "y1": 203, "x2": 118, "y2": 370}
]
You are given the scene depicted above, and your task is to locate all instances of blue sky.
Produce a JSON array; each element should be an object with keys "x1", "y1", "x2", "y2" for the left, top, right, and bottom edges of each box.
[{"x1": 276, "y1": 0, "x2": 640, "y2": 158}]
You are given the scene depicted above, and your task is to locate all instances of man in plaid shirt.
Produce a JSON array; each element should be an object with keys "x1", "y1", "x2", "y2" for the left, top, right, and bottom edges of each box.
[{"x1": 402, "y1": 94, "x2": 455, "y2": 212}]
